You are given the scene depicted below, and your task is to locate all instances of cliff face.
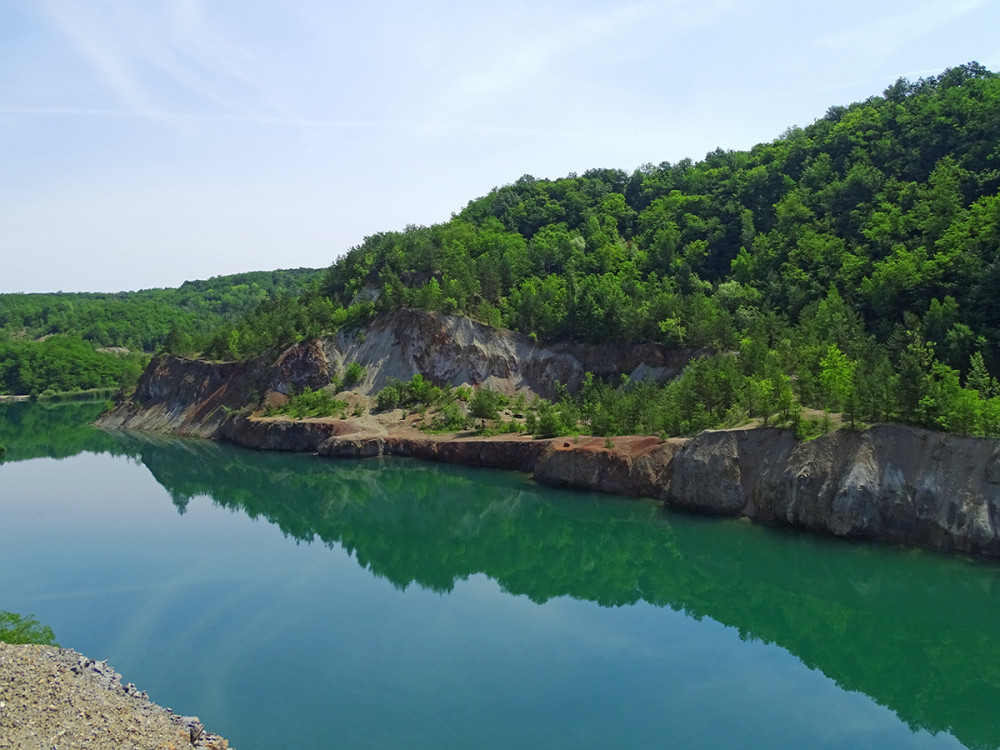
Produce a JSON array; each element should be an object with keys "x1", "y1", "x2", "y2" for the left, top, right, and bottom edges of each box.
[
  {"x1": 322, "y1": 308, "x2": 701, "y2": 398},
  {"x1": 658, "y1": 426, "x2": 1000, "y2": 556},
  {"x1": 97, "y1": 337, "x2": 334, "y2": 436},
  {"x1": 97, "y1": 310, "x2": 1000, "y2": 558}
]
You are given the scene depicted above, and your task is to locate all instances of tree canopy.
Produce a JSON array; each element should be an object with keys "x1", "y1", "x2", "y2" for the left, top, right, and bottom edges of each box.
[
  {"x1": 289, "y1": 63, "x2": 1000, "y2": 436},
  {"x1": 0, "y1": 268, "x2": 321, "y2": 394}
]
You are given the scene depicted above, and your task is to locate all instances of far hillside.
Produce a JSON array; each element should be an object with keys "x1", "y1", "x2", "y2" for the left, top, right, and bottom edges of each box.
[{"x1": 0, "y1": 268, "x2": 321, "y2": 396}]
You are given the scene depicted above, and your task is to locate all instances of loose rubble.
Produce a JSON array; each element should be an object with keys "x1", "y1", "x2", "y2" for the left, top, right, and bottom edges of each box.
[{"x1": 0, "y1": 643, "x2": 230, "y2": 749}]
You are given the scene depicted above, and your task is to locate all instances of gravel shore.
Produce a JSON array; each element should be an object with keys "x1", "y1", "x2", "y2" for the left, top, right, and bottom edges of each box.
[{"x1": 0, "y1": 643, "x2": 231, "y2": 749}]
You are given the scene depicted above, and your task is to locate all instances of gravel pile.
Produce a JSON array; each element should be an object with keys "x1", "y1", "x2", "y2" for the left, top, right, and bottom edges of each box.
[{"x1": 0, "y1": 643, "x2": 231, "y2": 749}]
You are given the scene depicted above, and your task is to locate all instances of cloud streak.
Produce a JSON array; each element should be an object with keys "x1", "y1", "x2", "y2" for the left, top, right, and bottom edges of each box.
[
  {"x1": 0, "y1": 105, "x2": 634, "y2": 141},
  {"x1": 37, "y1": 0, "x2": 157, "y2": 114},
  {"x1": 35, "y1": 0, "x2": 270, "y2": 117},
  {"x1": 818, "y1": 0, "x2": 990, "y2": 58},
  {"x1": 423, "y1": 0, "x2": 737, "y2": 129}
]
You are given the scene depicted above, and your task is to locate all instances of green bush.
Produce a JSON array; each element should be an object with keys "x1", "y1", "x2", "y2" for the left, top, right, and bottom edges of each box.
[
  {"x1": 406, "y1": 374, "x2": 437, "y2": 405},
  {"x1": 265, "y1": 387, "x2": 346, "y2": 419},
  {"x1": 0, "y1": 611, "x2": 58, "y2": 646},
  {"x1": 534, "y1": 400, "x2": 571, "y2": 438},
  {"x1": 342, "y1": 362, "x2": 366, "y2": 389},
  {"x1": 469, "y1": 386, "x2": 501, "y2": 426},
  {"x1": 375, "y1": 385, "x2": 401, "y2": 411},
  {"x1": 431, "y1": 402, "x2": 468, "y2": 432}
]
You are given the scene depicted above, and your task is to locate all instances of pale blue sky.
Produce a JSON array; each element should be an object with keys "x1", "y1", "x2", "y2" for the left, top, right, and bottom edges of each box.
[{"x1": 1, "y1": 0, "x2": 998, "y2": 293}]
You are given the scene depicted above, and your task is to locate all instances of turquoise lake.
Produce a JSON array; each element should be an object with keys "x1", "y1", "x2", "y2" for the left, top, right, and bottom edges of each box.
[{"x1": 1, "y1": 400, "x2": 999, "y2": 749}]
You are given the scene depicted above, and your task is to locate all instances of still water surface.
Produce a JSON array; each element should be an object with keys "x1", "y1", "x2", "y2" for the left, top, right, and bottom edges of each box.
[{"x1": 1, "y1": 401, "x2": 999, "y2": 749}]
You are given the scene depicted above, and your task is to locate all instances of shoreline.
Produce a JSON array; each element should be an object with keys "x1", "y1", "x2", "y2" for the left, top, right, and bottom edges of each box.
[
  {"x1": 0, "y1": 388, "x2": 116, "y2": 403},
  {"x1": 98, "y1": 399, "x2": 1000, "y2": 559}
]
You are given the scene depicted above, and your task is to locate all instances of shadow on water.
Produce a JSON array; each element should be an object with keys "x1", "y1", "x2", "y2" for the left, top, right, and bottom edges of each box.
[
  {"x1": 6, "y1": 401, "x2": 999, "y2": 749},
  {"x1": 109, "y1": 430, "x2": 1000, "y2": 750}
]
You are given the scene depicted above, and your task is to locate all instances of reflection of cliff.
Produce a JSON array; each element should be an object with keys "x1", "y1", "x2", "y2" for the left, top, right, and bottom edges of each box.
[
  {"x1": 0, "y1": 400, "x2": 129, "y2": 463},
  {"x1": 116, "y1": 431, "x2": 1000, "y2": 750}
]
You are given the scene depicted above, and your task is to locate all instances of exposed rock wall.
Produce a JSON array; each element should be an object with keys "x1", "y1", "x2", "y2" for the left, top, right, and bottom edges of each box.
[
  {"x1": 654, "y1": 425, "x2": 1000, "y2": 556},
  {"x1": 534, "y1": 436, "x2": 684, "y2": 499},
  {"x1": 323, "y1": 309, "x2": 701, "y2": 398},
  {"x1": 758, "y1": 425, "x2": 1000, "y2": 555}
]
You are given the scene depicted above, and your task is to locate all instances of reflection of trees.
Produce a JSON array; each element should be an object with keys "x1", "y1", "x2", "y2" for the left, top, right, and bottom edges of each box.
[
  {"x1": 0, "y1": 400, "x2": 128, "y2": 463},
  {"x1": 114, "y1": 432, "x2": 1000, "y2": 750}
]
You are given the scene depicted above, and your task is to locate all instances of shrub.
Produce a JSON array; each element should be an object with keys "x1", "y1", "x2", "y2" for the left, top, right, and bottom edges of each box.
[
  {"x1": 0, "y1": 611, "x2": 57, "y2": 646},
  {"x1": 469, "y1": 386, "x2": 501, "y2": 426},
  {"x1": 376, "y1": 385, "x2": 401, "y2": 411},
  {"x1": 342, "y1": 362, "x2": 366, "y2": 389},
  {"x1": 534, "y1": 400, "x2": 570, "y2": 438},
  {"x1": 795, "y1": 414, "x2": 833, "y2": 441},
  {"x1": 266, "y1": 387, "x2": 346, "y2": 419},
  {"x1": 406, "y1": 374, "x2": 437, "y2": 405},
  {"x1": 431, "y1": 402, "x2": 467, "y2": 431}
]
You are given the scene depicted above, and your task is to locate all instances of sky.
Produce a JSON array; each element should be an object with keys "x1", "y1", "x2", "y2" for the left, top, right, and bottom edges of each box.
[{"x1": 1, "y1": 0, "x2": 999, "y2": 294}]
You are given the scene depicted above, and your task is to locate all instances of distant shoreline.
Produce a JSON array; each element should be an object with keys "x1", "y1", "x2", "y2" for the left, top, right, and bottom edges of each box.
[{"x1": 0, "y1": 388, "x2": 116, "y2": 403}]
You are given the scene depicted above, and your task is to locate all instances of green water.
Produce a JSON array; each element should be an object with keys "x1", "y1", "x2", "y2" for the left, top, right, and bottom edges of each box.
[{"x1": 1, "y1": 401, "x2": 999, "y2": 749}]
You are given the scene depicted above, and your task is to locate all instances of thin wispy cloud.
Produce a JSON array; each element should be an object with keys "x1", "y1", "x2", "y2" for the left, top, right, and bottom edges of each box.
[
  {"x1": 429, "y1": 0, "x2": 736, "y2": 126},
  {"x1": 0, "y1": 105, "x2": 631, "y2": 142},
  {"x1": 445, "y1": 4, "x2": 652, "y2": 105},
  {"x1": 37, "y1": 0, "x2": 157, "y2": 114},
  {"x1": 36, "y1": 0, "x2": 270, "y2": 117},
  {"x1": 818, "y1": 0, "x2": 989, "y2": 57}
]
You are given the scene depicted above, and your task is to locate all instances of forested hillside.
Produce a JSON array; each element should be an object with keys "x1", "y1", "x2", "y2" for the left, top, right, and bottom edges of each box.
[
  {"x1": 190, "y1": 64, "x2": 1000, "y2": 436},
  {"x1": 0, "y1": 268, "x2": 320, "y2": 395}
]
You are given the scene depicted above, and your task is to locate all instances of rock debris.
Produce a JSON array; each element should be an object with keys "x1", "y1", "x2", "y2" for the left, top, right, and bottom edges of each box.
[{"x1": 0, "y1": 643, "x2": 230, "y2": 749}]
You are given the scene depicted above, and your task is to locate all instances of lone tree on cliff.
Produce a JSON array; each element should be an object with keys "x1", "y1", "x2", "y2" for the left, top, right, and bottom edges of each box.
[{"x1": 469, "y1": 386, "x2": 500, "y2": 428}]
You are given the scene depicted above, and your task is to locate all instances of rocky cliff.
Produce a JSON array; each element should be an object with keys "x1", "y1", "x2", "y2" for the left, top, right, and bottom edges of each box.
[
  {"x1": 97, "y1": 309, "x2": 1000, "y2": 559},
  {"x1": 324, "y1": 308, "x2": 701, "y2": 398},
  {"x1": 660, "y1": 426, "x2": 1000, "y2": 556},
  {"x1": 99, "y1": 309, "x2": 699, "y2": 436}
]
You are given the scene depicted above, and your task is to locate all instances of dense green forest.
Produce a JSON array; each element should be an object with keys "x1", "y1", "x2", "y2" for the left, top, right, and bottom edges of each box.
[
  {"x1": 197, "y1": 63, "x2": 1000, "y2": 438},
  {"x1": 0, "y1": 268, "x2": 320, "y2": 395}
]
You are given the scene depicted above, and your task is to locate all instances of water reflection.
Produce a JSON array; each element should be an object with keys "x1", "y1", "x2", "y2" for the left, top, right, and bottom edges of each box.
[
  {"x1": 0, "y1": 399, "x2": 122, "y2": 463},
  {"x1": 110, "y1": 431, "x2": 1000, "y2": 750},
  {"x1": 4, "y1": 400, "x2": 998, "y2": 749}
]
